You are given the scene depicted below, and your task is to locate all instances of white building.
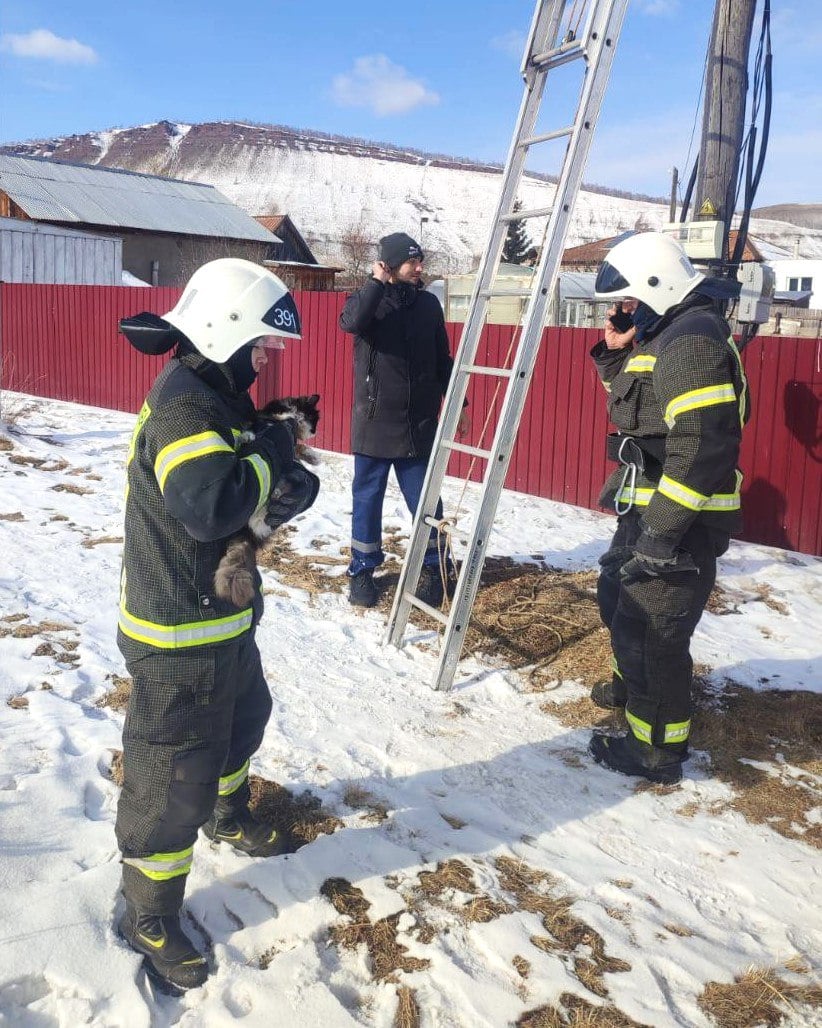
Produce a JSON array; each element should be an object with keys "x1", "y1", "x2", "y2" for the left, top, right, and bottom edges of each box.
[{"x1": 767, "y1": 259, "x2": 822, "y2": 309}]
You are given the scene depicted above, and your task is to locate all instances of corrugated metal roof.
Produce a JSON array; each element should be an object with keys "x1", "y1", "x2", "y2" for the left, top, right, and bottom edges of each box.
[{"x1": 0, "y1": 154, "x2": 278, "y2": 243}]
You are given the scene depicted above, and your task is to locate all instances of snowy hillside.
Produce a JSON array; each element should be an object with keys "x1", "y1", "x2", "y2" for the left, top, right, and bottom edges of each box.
[
  {"x1": 0, "y1": 393, "x2": 820, "y2": 1027},
  {"x1": 10, "y1": 119, "x2": 822, "y2": 271}
]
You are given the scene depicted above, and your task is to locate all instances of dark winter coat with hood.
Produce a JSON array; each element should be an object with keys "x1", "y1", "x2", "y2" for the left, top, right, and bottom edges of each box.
[
  {"x1": 117, "y1": 350, "x2": 285, "y2": 663},
  {"x1": 340, "y1": 278, "x2": 453, "y2": 459}
]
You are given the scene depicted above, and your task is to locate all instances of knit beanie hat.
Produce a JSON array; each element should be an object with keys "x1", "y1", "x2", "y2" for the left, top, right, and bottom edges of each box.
[{"x1": 379, "y1": 232, "x2": 424, "y2": 269}]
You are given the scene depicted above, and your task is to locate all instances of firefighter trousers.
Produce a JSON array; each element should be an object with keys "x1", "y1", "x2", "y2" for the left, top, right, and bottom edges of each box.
[
  {"x1": 597, "y1": 509, "x2": 729, "y2": 751},
  {"x1": 115, "y1": 632, "x2": 272, "y2": 907}
]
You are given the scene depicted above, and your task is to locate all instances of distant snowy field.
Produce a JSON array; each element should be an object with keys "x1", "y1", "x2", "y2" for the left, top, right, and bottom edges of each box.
[{"x1": 0, "y1": 394, "x2": 820, "y2": 1027}]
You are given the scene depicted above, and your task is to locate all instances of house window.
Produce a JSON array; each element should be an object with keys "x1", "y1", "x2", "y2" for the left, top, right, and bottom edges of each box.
[{"x1": 788, "y1": 276, "x2": 813, "y2": 291}]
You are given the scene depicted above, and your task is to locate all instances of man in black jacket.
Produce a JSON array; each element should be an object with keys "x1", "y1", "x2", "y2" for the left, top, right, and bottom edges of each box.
[
  {"x1": 588, "y1": 233, "x2": 749, "y2": 784},
  {"x1": 115, "y1": 259, "x2": 317, "y2": 990},
  {"x1": 340, "y1": 232, "x2": 455, "y2": 608}
]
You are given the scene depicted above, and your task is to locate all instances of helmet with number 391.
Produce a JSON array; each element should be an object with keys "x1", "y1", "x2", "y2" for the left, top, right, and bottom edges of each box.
[{"x1": 163, "y1": 258, "x2": 301, "y2": 363}]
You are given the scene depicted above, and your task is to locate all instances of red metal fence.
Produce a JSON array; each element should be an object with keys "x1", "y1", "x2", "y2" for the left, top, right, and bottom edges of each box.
[{"x1": 1, "y1": 283, "x2": 820, "y2": 555}]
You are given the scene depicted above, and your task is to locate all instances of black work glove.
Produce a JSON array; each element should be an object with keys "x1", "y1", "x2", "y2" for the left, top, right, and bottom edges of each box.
[
  {"x1": 249, "y1": 419, "x2": 297, "y2": 475},
  {"x1": 598, "y1": 545, "x2": 635, "y2": 576},
  {"x1": 264, "y1": 462, "x2": 320, "y2": 531},
  {"x1": 620, "y1": 530, "x2": 698, "y2": 581}
]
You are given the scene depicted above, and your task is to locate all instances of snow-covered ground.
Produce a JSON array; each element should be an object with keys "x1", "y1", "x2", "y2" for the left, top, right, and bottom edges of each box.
[{"x1": 0, "y1": 394, "x2": 820, "y2": 1027}]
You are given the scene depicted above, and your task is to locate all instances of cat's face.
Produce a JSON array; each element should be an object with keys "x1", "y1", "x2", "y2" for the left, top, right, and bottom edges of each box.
[{"x1": 260, "y1": 394, "x2": 320, "y2": 437}]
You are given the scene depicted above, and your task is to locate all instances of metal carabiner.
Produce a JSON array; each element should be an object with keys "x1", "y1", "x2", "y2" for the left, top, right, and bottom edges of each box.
[{"x1": 614, "y1": 460, "x2": 637, "y2": 516}]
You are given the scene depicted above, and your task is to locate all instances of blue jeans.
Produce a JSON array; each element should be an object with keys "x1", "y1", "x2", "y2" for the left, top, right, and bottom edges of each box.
[{"x1": 349, "y1": 454, "x2": 444, "y2": 575}]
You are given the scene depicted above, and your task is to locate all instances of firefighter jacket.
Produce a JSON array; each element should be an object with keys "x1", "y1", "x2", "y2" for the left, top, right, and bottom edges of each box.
[
  {"x1": 591, "y1": 293, "x2": 750, "y2": 546},
  {"x1": 340, "y1": 278, "x2": 453, "y2": 459},
  {"x1": 118, "y1": 352, "x2": 283, "y2": 662}
]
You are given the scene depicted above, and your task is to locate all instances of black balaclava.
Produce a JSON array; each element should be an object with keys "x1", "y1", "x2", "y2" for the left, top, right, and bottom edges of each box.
[
  {"x1": 630, "y1": 301, "x2": 663, "y2": 342},
  {"x1": 226, "y1": 345, "x2": 258, "y2": 392}
]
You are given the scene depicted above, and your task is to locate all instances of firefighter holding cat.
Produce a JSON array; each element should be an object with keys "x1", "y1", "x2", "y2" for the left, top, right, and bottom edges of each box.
[
  {"x1": 115, "y1": 259, "x2": 315, "y2": 990},
  {"x1": 588, "y1": 233, "x2": 749, "y2": 786}
]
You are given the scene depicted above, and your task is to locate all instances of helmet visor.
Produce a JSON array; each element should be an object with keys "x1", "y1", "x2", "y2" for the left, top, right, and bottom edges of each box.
[{"x1": 595, "y1": 261, "x2": 630, "y2": 296}]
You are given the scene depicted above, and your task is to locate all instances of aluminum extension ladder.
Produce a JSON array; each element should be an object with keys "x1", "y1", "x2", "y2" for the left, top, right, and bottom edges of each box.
[{"x1": 385, "y1": 0, "x2": 629, "y2": 691}]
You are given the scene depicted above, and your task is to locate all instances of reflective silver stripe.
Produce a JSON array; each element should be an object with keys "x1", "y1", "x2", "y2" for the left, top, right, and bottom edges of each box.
[
  {"x1": 118, "y1": 605, "x2": 253, "y2": 649},
  {"x1": 664, "y1": 383, "x2": 737, "y2": 428},
  {"x1": 218, "y1": 759, "x2": 250, "y2": 797},
  {"x1": 243, "y1": 452, "x2": 271, "y2": 511},
  {"x1": 123, "y1": 852, "x2": 193, "y2": 875},
  {"x1": 351, "y1": 538, "x2": 381, "y2": 553},
  {"x1": 626, "y1": 709, "x2": 653, "y2": 744},
  {"x1": 625, "y1": 355, "x2": 656, "y2": 373},
  {"x1": 665, "y1": 720, "x2": 691, "y2": 743},
  {"x1": 154, "y1": 431, "x2": 234, "y2": 492}
]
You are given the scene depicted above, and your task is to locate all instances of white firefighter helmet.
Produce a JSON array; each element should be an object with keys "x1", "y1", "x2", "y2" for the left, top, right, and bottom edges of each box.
[
  {"x1": 595, "y1": 232, "x2": 704, "y2": 315},
  {"x1": 163, "y1": 258, "x2": 301, "y2": 362}
]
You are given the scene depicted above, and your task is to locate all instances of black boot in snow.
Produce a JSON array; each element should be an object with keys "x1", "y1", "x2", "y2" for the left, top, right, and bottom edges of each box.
[
  {"x1": 348, "y1": 569, "x2": 378, "y2": 608},
  {"x1": 588, "y1": 732, "x2": 684, "y2": 785},
  {"x1": 118, "y1": 906, "x2": 208, "y2": 992},
  {"x1": 202, "y1": 806, "x2": 288, "y2": 857},
  {"x1": 590, "y1": 679, "x2": 627, "y2": 709},
  {"x1": 416, "y1": 567, "x2": 445, "y2": 609}
]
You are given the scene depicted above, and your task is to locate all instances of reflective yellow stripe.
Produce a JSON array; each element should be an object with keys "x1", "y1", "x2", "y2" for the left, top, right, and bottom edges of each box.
[
  {"x1": 625, "y1": 355, "x2": 657, "y2": 373},
  {"x1": 665, "y1": 719, "x2": 691, "y2": 743},
  {"x1": 118, "y1": 604, "x2": 253, "y2": 649},
  {"x1": 218, "y1": 760, "x2": 250, "y2": 797},
  {"x1": 658, "y1": 473, "x2": 742, "y2": 512},
  {"x1": 611, "y1": 655, "x2": 622, "y2": 680},
  {"x1": 657, "y1": 474, "x2": 709, "y2": 511},
  {"x1": 127, "y1": 400, "x2": 152, "y2": 469},
  {"x1": 626, "y1": 710, "x2": 653, "y2": 745},
  {"x1": 615, "y1": 486, "x2": 656, "y2": 507},
  {"x1": 124, "y1": 847, "x2": 193, "y2": 881},
  {"x1": 243, "y1": 452, "x2": 271, "y2": 512},
  {"x1": 664, "y1": 383, "x2": 737, "y2": 428},
  {"x1": 154, "y1": 431, "x2": 234, "y2": 493}
]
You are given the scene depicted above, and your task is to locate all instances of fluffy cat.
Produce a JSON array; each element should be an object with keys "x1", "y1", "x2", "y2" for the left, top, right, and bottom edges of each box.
[{"x1": 214, "y1": 393, "x2": 320, "y2": 606}]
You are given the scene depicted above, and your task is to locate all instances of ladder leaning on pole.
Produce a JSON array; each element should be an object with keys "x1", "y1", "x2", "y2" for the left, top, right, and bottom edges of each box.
[{"x1": 385, "y1": 0, "x2": 629, "y2": 691}]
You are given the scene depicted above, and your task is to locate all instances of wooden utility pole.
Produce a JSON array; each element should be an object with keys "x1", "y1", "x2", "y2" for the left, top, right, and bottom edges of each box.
[{"x1": 695, "y1": 0, "x2": 757, "y2": 257}]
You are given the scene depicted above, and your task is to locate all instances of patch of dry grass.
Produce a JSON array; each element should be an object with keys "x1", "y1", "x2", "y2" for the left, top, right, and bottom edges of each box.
[
  {"x1": 249, "y1": 775, "x2": 342, "y2": 849},
  {"x1": 82, "y1": 535, "x2": 123, "y2": 549},
  {"x1": 342, "y1": 782, "x2": 390, "y2": 822},
  {"x1": 95, "y1": 675, "x2": 133, "y2": 712},
  {"x1": 698, "y1": 965, "x2": 822, "y2": 1027},
  {"x1": 257, "y1": 526, "x2": 348, "y2": 595},
  {"x1": 516, "y1": 993, "x2": 650, "y2": 1027},
  {"x1": 688, "y1": 674, "x2": 822, "y2": 848},
  {"x1": 0, "y1": 435, "x2": 14, "y2": 451},
  {"x1": 51, "y1": 483, "x2": 93, "y2": 495},
  {"x1": 393, "y1": 986, "x2": 420, "y2": 1028},
  {"x1": 0, "y1": 511, "x2": 25, "y2": 522},
  {"x1": 7, "y1": 695, "x2": 29, "y2": 710},
  {"x1": 320, "y1": 878, "x2": 430, "y2": 981}
]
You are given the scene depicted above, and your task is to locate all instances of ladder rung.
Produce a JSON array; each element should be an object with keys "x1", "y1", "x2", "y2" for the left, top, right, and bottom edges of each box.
[
  {"x1": 499, "y1": 206, "x2": 553, "y2": 222},
  {"x1": 424, "y1": 515, "x2": 469, "y2": 542},
  {"x1": 460, "y1": 364, "x2": 513, "y2": 378},
  {"x1": 443, "y1": 440, "x2": 493, "y2": 459},
  {"x1": 519, "y1": 125, "x2": 574, "y2": 147},
  {"x1": 479, "y1": 287, "x2": 532, "y2": 298},
  {"x1": 404, "y1": 593, "x2": 449, "y2": 625},
  {"x1": 531, "y1": 40, "x2": 583, "y2": 68}
]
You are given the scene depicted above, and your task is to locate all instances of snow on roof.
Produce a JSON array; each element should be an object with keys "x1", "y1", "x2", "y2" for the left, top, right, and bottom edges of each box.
[{"x1": 0, "y1": 153, "x2": 278, "y2": 243}]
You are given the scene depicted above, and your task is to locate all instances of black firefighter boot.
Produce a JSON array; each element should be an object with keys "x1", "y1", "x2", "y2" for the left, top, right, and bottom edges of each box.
[
  {"x1": 202, "y1": 782, "x2": 288, "y2": 857},
  {"x1": 118, "y1": 864, "x2": 209, "y2": 992},
  {"x1": 588, "y1": 731, "x2": 684, "y2": 785}
]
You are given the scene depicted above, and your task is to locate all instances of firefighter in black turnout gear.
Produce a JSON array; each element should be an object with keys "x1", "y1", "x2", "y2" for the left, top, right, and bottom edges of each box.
[
  {"x1": 588, "y1": 233, "x2": 749, "y2": 784},
  {"x1": 115, "y1": 259, "x2": 315, "y2": 990}
]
